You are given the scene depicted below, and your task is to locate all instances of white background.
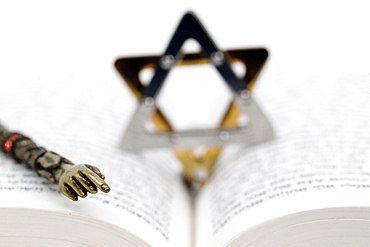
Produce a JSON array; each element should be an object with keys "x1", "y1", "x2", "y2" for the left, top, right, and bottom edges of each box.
[{"x1": 1, "y1": 0, "x2": 369, "y2": 130}]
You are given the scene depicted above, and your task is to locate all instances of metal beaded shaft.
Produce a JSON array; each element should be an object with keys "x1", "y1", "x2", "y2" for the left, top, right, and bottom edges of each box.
[
  {"x1": 1, "y1": 124, "x2": 61, "y2": 179},
  {"x1": 0, "y1": 123, "x2": 110, "y2": 201}
]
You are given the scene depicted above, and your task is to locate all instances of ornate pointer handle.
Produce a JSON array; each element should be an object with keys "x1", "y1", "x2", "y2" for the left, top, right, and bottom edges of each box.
[{"x1": 0, "y1": 124, "x2": 110, "y2": 201}]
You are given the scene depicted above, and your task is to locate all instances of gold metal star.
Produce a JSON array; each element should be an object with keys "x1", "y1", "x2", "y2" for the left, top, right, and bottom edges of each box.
[{"x1": 115, "y1": 48, "x2": 269, "y2": 186}]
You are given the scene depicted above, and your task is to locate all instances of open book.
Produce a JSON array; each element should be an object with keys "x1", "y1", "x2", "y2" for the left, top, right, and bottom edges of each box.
[{"x1": 1, "y1": 66, "x2": 370, "y2": 247}]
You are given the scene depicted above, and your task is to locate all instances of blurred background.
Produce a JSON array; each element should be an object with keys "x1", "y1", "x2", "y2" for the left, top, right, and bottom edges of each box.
[{"x1": 0, "y1": 0, "x2": 369, "y2": 141}]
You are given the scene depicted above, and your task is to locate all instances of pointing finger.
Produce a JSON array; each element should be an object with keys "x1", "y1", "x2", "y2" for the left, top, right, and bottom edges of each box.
[{"x1": 81, "y1": 168, "x2": 110, "y2": 193}]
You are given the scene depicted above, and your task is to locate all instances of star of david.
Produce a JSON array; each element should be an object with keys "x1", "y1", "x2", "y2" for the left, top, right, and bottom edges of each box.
[{"x1": 115, "y1": 12, "x2": 273, "y2": 186}]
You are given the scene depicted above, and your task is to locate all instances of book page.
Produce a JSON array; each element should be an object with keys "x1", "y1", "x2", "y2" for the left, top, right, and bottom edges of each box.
[
  {"x1": 195, "y1": 72, "x2": 370, "y2": 247},
  {"x1": 0, "y1": 77, "x2": 191, "y2": 247}
]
